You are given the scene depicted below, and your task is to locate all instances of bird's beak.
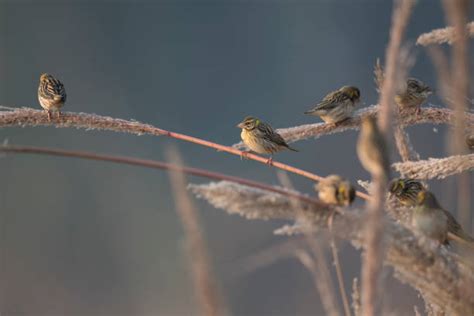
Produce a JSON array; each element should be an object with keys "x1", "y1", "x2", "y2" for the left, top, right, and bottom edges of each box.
[{"x1": 237, "y1": 122, "x2": 244, "y2": 129}]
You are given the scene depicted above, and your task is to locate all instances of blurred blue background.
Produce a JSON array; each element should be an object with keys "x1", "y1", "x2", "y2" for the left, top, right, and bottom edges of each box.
[{"x1": 0, "y1": 0, "x2": 473, "y2": 315}]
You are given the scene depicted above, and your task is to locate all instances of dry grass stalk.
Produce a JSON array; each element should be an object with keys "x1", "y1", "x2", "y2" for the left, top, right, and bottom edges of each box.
[
  {"x1": 352, "y1": 278, "x2": 361, "y2": 316},
  {"x1": 426, "y1": 46, "x2": 451, "y2": 102},
  {"x1": 277, "y1": 172, "x2": 343, "y2": 316},
  {"x1": 442, "y1": 0, "x2": 471, "y2": 242},
  {"x1": 362, "y1": 1, "x2": 416, "y2": 313},
  {"x1": 393, "y1": 153, "x2": 474, "y2": 179},
  {"x1": 295, "y1": 249, "x2": 341, "y2": 316},
  {"x1": 416, "y1": 21, "x2": 474, "y2": 46},
  {"x1": 166, "y1": 148, "x2": 227, "y2": 316},
  {"x1": 329, "y1": 214, "x2": 352, "y2": 316},
  {"x1": 190, "y1": 180, "x2": 474, "y2": 314},
  {"x1": 232, "y1": 106, "x2": 474, "y2": 148}
]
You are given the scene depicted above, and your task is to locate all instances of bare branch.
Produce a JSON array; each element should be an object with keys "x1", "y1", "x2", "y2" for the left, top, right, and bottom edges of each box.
[
  {"x1": 416, "y1": 21, "x2": 474, "y2": 46},
  {"x1": 0, "y1": 107, "x2": 372, "y2": 200},
  {"x1": 393, "y1": 153, "x2": 474, "y2": 180}
]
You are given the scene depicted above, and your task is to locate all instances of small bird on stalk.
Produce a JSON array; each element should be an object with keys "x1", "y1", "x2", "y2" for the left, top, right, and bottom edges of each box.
[
  {"x1": 315, "y1": 174, "x2": 355, "y2": 207},
  {"x1": 374, "y1": 61, "x2": 432, "y2": 114},
  {"x1": 304, "y1": 85, "x2": 361, "y2": 125},
  {"x1": 237, "y1": 116, "x2": 297, "y2": 164},
  {"x1": 356, "y1": 116, "x2": 390, "y2": 179},
  {"x1": 412, "y1": 190, "x2": 449, "y2": 245},
  {"x1": 394, "y1": 78, "x2": 432, "y2": 113},
  {"x1": 38, "y1": 73, "x2": 67, "y2": 120},
  {"x1": 389, "y1": 178, "x2": 425, "y2": 207},
  {"x1": 411, "y1": 190, "x2": 474, "y2": 245}
]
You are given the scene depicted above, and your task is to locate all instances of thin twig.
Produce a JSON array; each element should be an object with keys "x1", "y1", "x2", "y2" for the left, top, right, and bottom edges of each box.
[
  {"x1": 0, "y1": 144, "x2": 334, "y2": 206},
  {"x1": 166, "y1": 147, "x2": 227, "y2": 316},
  {"x1": 0, "y1": 107, "x2": 371, "y2": 200}
]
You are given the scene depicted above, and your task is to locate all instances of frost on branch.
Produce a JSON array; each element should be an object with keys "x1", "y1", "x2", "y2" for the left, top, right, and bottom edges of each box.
[
  {"x1": 190, "y1": 180, "x2": 474, "y2": 315},
  {"x1": 393, "y1": 153, "x2": 474, "y2": 179}
]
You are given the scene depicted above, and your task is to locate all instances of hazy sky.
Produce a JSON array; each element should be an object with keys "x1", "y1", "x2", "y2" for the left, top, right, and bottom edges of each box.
[{"x1": 0, "y1": 1, "x2": 473, "y2": 315}]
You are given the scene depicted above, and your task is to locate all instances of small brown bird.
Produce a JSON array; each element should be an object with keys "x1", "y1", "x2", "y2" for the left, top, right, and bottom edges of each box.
[
  {"x1": 412, "y1": 191, "x2": 449, "y2": 245},
  {"x1": 315, "y1": 175, "x2": 355, "y2": 206},
  {"x1": 466, "y1": 134, "x2": 474, "y2": 151},
  {"x1": 388, "y1": 178, "x2": 425, "y2": 207},
  {"x1": 394, "y1": 78, "x2": 432, "y2": 112},
  {"x1": 304, "y1": 86, "x2": 361, "y2": 125},
  {"x1": 237, "y1": 116, "x2": 297, "y2": 164},
  {"x1": 356, "y1": 116, "x2": 390, "y2": 179},
  {"x1": 38, "y1": 73, "x2": 67, "y2": 120},
  {"x1": 413, "y1": 191, "x2": 474, "y2": 245}
]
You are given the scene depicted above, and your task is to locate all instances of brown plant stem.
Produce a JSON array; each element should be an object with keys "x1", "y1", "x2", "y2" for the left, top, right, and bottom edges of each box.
[
  {"x1": 0, "y1": 144, "x2": 336, "y2": 206},
  {"x1": 166, "y1": 147, "x2": 227, "y2": 316},
  {"x1": 361, "y1": 1, "x2": 415, "y2": 315},
  {"x1": 443, "y1": 0, "x2": 471, "y2": 238},
  {"x1": 0, "y1": 107, "x2": 370, "y2": 200}
]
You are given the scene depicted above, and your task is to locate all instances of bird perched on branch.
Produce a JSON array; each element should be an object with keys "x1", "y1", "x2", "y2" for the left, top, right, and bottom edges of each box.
[
  {"x1": 389, "y1": 178, "x2": 425, "y2": 207},
  {"x1": 394, "y1": 78, "x2": 432, "y2": 113},
  {"x1": 356, "y1": 116, "x2": 390, "y2": 179},
  {"x1": 304, "y1": 86, "x2": 360, "y2": 125},
  {"x1": 38, "y1": 73, "x2": 67, "y2": 120},
  {"x1": 237, "y1": 116, "x2": 297, "y2": 164},
  {"x1": 412, "y1": 190, "x2": 449, "y2": 245},
  {"x1": 408, "y1": 189, "x2": 474, "y2": 244},
  {"x1": 315, "y1": 175, "x2": 355, "y2": 207},
  {"x1": 374, "y1": 61, "x2": 432, "y2": 114}
]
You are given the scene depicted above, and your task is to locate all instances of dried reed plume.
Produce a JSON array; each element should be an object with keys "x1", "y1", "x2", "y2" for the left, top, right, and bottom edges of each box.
[
  {"x1": 393, "y1": 153, "x2": 474, "y2": 179},
  {"x1": 416, "y1": 21, "x2": 474, "y2": 46},
  {"x1": 190, "y1": 180, "x2": 474, "y2": 315}
]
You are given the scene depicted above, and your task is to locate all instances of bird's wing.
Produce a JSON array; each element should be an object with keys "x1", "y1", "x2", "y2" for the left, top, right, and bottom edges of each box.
[
  {"x1": 259, "y1": 123, "x2": 290, "y2": 147},
  {"x1": 315, "y1": 90, "x2": 350, "y2": 111}
]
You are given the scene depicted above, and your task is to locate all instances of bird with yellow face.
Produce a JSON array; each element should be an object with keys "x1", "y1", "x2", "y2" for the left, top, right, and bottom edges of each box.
[
  {"x1": 412, "y1": 190, "x2": 450, "y2": 245},
  {"x1": 389, "y1": 178, "x2": 425, "y2": 207},
  {"x1": 38, "y1": 73, "x2": 67, "y2": 120},
  {"x1": 237, "y1": 116, "x2": 297, "y2": 164},
  {"x1": 305, "y1": 86, "x2": 361, "y2": 125},
  {"x1": 315, "y1": 175, "x2": 355, "y2": 207}
]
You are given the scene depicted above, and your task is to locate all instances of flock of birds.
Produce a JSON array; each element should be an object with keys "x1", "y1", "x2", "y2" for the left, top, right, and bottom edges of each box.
[{"x1": 37, "y1": 72, "x2": 472, "y2": 246}]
